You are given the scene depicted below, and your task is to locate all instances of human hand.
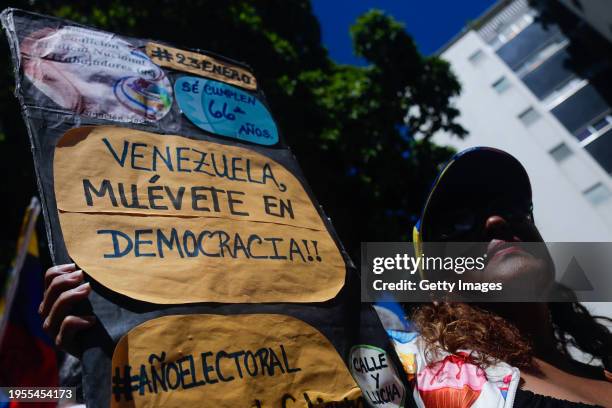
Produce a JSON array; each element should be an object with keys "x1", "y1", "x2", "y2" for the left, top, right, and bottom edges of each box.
[{"x1": 39, "y1": 263, "x2": 95, "y2": 356}]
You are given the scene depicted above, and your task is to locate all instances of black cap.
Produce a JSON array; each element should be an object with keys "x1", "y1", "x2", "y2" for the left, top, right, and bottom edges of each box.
[{"x1": 414, "y1": 147, "x2": 532, "y2": 242}]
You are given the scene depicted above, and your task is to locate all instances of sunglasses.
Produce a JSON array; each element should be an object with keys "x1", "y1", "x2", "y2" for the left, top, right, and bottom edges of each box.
[{"x1": 426, "y1": 197, "x2": 534, "y2": 242}]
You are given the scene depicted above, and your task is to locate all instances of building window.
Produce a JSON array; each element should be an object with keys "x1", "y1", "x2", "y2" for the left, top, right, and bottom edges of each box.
[
  {"x1": 584, "y1": 128, "x2": 612, "y2": 175},
  {"x1": 520, "y1": 45, "x2": 573, "y2": 100},
  {"x1": 543, "y1": 78, "x2": 587, "y2": 111},
  {"x1": 496, "y1": 20, "x2": 563, "y2": 71},
  {"x1": 583, "y1": 182, "x2": 612, "y2": 206},
  {"x1": 592, "y1": 115, "x2": 612, "y2": 131},
  {"x1": 492, "y1": 76, "x2": 511, "y2": 93},
  {"x1": 488, "y1": 13, "x2": 535, "y2": 50},
  {"x1": 575, "y1": 114, "x2": 612, "y2": 144},
  {"x1": 549, "y1": 143, "x2": 572, "y2": 163},
  {"x1": 468, "y1": 49, "x2": 485, "y2": 64},
  {"x1": 550, "y1": 84, "x2": 610, "y2": 136},
  {"x1": 518, "y1": 107, "x2": 541, "y2": 126}
]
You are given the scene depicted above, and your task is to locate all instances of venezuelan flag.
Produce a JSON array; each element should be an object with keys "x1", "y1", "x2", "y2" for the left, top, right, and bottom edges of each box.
[{"x1": 0, "y1": 198, "x2": 58, "y2": 407}]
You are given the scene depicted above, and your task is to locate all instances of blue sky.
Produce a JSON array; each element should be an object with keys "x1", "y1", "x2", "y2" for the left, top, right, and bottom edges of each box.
[{"x1": 311, "y1": 0, "x2": 498, "y2": 65}]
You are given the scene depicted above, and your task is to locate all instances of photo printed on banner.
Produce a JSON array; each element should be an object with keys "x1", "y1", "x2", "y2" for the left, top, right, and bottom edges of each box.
[{"x1": 20, "y1": 26, "x2": 173, "y2": 122}]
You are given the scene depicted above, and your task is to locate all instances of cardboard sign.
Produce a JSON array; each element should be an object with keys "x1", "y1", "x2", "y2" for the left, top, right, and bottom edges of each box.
[
  {"x1": 175, "y1": 77, "x2": 279, "y2": 145},
  {"x1": 146, "y1": 42, "x2": 257, "y2": 90},
  {"x1": 54, "y1": 126, "x2": 344, "y2": 303},
  {"x1": 2, "y1": 9, "x2": 410, "y2": 408},
  {"x1": 20, "y1": 26, "x2": 173, "y2": 122},
  {"x1": 54, "y1": 127, "x2": 323, "y2": 229},
  {"x1": 111, "y1": 314, "x2": 365, "y2": 407}
]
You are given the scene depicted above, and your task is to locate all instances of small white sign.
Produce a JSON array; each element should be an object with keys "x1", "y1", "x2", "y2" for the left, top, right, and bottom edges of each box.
[{"x1": 350, "y1": 345, "x2": 406, "y2": 407}]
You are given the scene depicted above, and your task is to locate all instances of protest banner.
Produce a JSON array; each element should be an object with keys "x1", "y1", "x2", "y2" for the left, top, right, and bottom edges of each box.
[{"x1": 1, "y1": 9, "x2": 411, "y2": 407}]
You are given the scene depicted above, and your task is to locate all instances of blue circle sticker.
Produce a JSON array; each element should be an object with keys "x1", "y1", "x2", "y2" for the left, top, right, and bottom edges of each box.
[{"x1": 175, "y1": 76, "x2": 279, "y2": 145}]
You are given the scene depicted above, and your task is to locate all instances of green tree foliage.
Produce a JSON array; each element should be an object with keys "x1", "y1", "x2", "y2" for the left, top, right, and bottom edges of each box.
[{"x1": 0, "y1": 1, "x2": 466, "y2": 267}]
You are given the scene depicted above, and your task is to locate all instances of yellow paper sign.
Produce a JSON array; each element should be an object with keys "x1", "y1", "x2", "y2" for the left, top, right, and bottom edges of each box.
[
  {"x1": 111, "y1": 314, "x2": 365, "y2": 407},
  {"x1": 146, "y1": 42, "x2": 257, "y2": 90},
  {"x1": 54, "y1": 126, "x2": 345, "y2": 303}
]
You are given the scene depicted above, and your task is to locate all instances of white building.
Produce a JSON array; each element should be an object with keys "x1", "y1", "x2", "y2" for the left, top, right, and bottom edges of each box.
[{"x1": 433, "y1": 0, "x2": 612, "y2": 242}]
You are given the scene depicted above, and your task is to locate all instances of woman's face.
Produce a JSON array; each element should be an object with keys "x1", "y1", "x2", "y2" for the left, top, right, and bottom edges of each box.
[
  {"x1": 471, "y1": 213, "x2": 554, "y2": 293},
  {"x1": 424, "y1": 195, "x2": 555, "y2": 297}
]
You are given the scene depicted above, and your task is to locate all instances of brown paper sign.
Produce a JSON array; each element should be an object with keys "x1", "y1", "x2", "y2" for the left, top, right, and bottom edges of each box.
[
  {"x1": 146, "y1": 42, "x2": 257, "y2": 90},
  {"x1": 54, "y1": 126, "x2": 345, "y2": 303},
  {"x1": 111, "y1": 314, "x2": 364, "y2": 407}
]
